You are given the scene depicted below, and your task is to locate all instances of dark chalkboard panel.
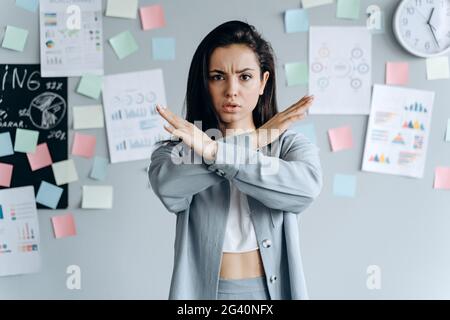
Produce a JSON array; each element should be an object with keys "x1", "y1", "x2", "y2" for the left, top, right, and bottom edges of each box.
[{"x1": 0, "y1": 64, "x2": 68, "y2": 209}]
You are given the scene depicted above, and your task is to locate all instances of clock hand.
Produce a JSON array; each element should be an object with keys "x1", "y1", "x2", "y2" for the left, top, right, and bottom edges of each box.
[
  {"x1": 427, "y1": 23, "x2": 440, "y2": 48},
  {"x1": 426, "y1": 8, "x2": 435, "y2": 25}
]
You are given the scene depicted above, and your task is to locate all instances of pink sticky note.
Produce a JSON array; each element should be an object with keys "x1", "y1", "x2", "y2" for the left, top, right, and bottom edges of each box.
[
  {"x1": 27, "y1": 143, "x2": 53, "y2": 171},
  {"x1": 0, "y1": 163, "x2": 13, "y2": 187},
  {"x1": 434, "y1": 167, "x2": 450, "y2": 190},
  {"x1": 386, "y1": 62, "x2": 409, "y2": 85},
  {"x1": 139, "y1": 4, "x2": 166, "y2": 31},
  {"x1": 51, "y1": 213, "x2": 77, "y2": 239},
  {"x1": 328, "y1": 126, "x2": 353, "y2": 152},
  {"x1": 72, "y1": 133, "x2": 96, "y2": 158}
]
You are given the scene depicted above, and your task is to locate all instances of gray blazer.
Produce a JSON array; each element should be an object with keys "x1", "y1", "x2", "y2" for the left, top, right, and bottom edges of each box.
[{"x1": 148, "y1": 129, "x2": 322, "y2": 299}]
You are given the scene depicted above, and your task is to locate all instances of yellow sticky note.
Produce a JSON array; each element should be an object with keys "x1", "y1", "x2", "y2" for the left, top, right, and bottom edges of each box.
[
  {"x1": 52, "y1": 159, "x2": 79, "y2": 185},
  {"x1": 106, "y1": 0, "x2": 138, "y2": 19},
  {"x1": 426, "y1": 56, "x2": 449, "y2": 80},
  {"x1": 73, "y1": 105, "x2": 104, "y2": 129},
  {"x1": 82, "y1": 185, "x2": 113, "y2": 209}
]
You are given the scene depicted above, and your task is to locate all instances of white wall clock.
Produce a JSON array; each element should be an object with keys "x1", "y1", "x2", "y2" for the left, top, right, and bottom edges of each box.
[{"x1": 393, "y1": 0, "x2": 450, "y2": 57}]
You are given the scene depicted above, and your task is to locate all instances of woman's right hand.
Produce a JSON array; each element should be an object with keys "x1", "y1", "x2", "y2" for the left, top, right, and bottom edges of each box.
[{"x1": 251, "y1": 95, "x2": 314, "y2": 150}]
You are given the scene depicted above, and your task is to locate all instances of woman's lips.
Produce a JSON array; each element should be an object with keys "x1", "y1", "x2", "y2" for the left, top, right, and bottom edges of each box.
[{"x1": 222, "y1": 104, "x2": 240, "y2": 113}]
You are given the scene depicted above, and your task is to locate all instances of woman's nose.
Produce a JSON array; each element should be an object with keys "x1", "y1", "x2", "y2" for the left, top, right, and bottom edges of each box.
[{"x1": 225, "y1": 78, "x2": 238, "y2": 97}]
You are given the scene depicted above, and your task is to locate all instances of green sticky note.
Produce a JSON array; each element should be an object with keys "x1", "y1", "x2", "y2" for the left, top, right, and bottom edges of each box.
[
  {"x1": 14, "y1": 128, "x2": 39, "y2": 153},
  {"x1": 109, "y1": 31, "x2": 139, "y2": 59},
  {"x1": 337, "y1": 0, "x2": 360, "y2": 20},
  {"x1": 2, "y1": 25, "x2": 29, "y2": 52},
  {"x1": 285, "y1": 62, "x2": 308, "y2": 86},
  {"x1": 77, "y1": 74, "x2": 103, "y2": 99}
]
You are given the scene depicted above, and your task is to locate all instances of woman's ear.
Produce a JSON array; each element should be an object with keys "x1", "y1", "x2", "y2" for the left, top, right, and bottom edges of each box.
[{"x1": 259, "y1": 71, "x2": 270, "y2": 95}]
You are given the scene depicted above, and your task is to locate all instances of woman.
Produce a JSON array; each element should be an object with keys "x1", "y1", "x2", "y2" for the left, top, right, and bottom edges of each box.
[{"x1": 148, "y1": 20, "x2": 322, "y2": 300}]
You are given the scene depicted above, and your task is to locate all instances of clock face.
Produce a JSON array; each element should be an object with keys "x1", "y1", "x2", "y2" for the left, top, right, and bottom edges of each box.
[{"x1": 395, "y1": 0, "x2": 450, "y2": 57}]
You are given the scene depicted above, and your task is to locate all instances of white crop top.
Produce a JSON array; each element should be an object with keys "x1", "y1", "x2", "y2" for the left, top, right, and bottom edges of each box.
[{"x1": 222, "y1": 181, "x2": 259, "y2": 253}]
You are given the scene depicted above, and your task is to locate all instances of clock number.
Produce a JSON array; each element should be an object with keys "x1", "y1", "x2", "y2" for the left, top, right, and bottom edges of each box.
[
  {"x1": 407, "y1": 7, "x2": 415, "y2": 14},
  {"x1": 402, "y1": 18, "x2": 408, "y2": 25},
  {"x1": 415, "y1": 0, "x2": 422, "y2": 6},
  {"x1": 425, "y1": 41, "x2": 431, "y2": 50},
  {"x1": 405, "y1": 30, "x2": 411, "y2": 38}
]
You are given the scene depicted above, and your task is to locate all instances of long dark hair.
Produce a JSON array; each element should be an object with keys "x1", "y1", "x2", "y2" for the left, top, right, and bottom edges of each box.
[{"x1": 185, "y1": 20, "x2": 278, "y2": 133}]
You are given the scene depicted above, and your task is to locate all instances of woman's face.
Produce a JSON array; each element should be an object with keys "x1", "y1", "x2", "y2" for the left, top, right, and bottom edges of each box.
[{"x1": 208, "y1": 44, "x2": 269, "y2": 132}]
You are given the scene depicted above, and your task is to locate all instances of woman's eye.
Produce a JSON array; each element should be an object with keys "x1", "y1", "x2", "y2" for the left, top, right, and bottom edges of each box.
[
  {"x1": 210, "y1": 75, "x2": 224, "y2": 81},
  {"x1": 241, "y1": 74, "x2": 252, "y2": 81}
]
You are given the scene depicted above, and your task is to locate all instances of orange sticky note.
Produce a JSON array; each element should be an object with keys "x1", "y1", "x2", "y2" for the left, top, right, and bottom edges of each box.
[
  {"x1": 27, "y1": 143, "x2": 53, "y2": 171},
  {"x1": 386, "y1": 62, "x2": 409, "y2": 85},
  {"x1": 72, "y1": 133, "x2": 96, "y2": 158},
  {"x1": 139, "y1": 4, "x2": 166, "y2": 31},
  {"x1": 328, "y1": 126, "x2": 353, "y2": 152},
  {"x1": 51, "y1": 213, "x2": 77, "y2": 239},
  {"x1": 0, "y1": 163, "x2": 13, "y2": 187},
  {"x1": 434, "y1": 167, "x2": 450, "y2": 190}
]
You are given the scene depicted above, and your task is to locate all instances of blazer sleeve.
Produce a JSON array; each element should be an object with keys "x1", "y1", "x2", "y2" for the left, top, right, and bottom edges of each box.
[
  {"x1": 148, "y1": 140, "x2": 223, "y2": 213},
  {"x1": 205, "y1": 131, "x2": 323, "y2": 213}
]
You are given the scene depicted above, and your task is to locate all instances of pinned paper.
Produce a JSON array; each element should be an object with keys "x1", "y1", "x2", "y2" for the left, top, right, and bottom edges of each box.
[
  {"x1": 109, "y1": 31, "x2": 139, "y2": 59},
  {"x1": 139, "y1": 4, "x2": 166, "y2": 31},
  {"x1": 73, "y1": 105, "x2": 105, "y2": 129},
  {"x1": 333, "y1": 174, "x2": 357, "y2": 197},
  {"x1": 292, "y1": 123, "x2": 317, "y2": 145},
  {"x1": 426, "y1": 56, "x2": 450, "y2": 80},
  {"x1": 328, "y1": 125, "x2": 353, "y2": 152},
  {"x1": 52, "y1": 159, "x2": 78, "y2": 185},
  {"x1": 2, "y1": 25, "x2": 29, "y2": 52},
  {"x1": 82, "y1": 185, "x2": 113, "y2": 209},
  {"x1": 16, "y1": 0, "x2": 39, "y2": 12},
  {"x1": 337, "y1": 0, "x2": 360, "y2": 20},
  {"x1": 434, "y1": 167, "x2": 450, "y2": 190},
  {"x1": 446, "y1": 119, "x2": 450, "y2": 142},
  {"x1": 36, "y1": 181, "x2": 63, "y2": 209},
  {"x1": 51, "y1": 213, "x2": 77, "y2": 239},
  {"x1": 0, "y1": 132, "x2": 14, "y2": 158},
  {"x1": 302, "y1": 0, "x2": 333, "y2": 8},
  {"x1": 72, "y1": 133, "x2": 96, "y2": 158},
  {"x1": 90, "y1": 156, "x2": 109, "y2": 181},
  {"x1": 0, "y1": 163, "x2": 13, "y2": 187},
  {"x1": 285, "y1": 9, "x2": 309, "y2": 33},
  {"x1": 285, "y1": 62, "x2": 308, "y2": 86},
  {"x1": 366, "y1": 5, "x2": 385, "y2": 34},
  {"x1": 27, "y1": 143, "x2": 53, "y2": 171},
  {"x1": 386, "y1": 62, "x2": 409, "y2": 85},
  {"x1": 106, "y1": 0, "x2": 138, "y2": 19},
  {"x1": 14, "y1": 128, "x2": 39, "y2": 153},
  {"x1": 77, "y1": 74, "x2": 103, "y2": 99},
  {"x1": 152, "y1": 37, "x2": 176, "y2": 60}
]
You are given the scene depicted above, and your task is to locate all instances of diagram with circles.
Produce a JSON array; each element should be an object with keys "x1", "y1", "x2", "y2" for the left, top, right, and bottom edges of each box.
[{"x1": 309, "y1": 27, "x2": 372, "y2": 115}]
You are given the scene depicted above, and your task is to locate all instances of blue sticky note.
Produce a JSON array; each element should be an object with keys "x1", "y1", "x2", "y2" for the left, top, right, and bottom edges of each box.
[
  {"x1": 285, "y1": 9, "x2": 309, "y2": 33},
  {"x1": 16, "y1": 0, "x2": 39, "y2": 12},
  {"x1": 36, "y1": 181, "x2": 64, "y2": 209},
  {"x1": 292, "y1": 123, "x2": 317, "y2": 145},
  {"x1": 333, "y1": 174, "x2": 357, "y2": 198},
  {"x1": 152, "y1": 37, "x2": 176, "y2": 61},
  {"x1": 0, "y1": 132, "x2": 14, "y2": 158},
  {"x1": 90, "y1": 156, "x2": 109, "y2": 181}
]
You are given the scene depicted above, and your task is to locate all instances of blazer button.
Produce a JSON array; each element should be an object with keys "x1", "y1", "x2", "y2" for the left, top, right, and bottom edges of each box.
[
  {"x1": 270, "y1": 275, "x2": 277, "y2": 283},
  {"x1": 262, "y1": 239, "x2": 272, "y2": 248}
]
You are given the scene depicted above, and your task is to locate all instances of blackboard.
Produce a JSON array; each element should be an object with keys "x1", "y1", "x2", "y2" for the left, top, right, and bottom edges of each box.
[{"x1": 0, "y1": 64, "x2": 68, "y2": 209}]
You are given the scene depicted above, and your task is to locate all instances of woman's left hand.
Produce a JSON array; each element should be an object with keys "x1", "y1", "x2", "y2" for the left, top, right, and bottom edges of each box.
[{"x1": 156, "y1": 104, "x2": 218, "y2": 161}]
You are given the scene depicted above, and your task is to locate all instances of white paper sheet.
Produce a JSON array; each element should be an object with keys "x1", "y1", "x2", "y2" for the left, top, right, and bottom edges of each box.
[
  {"x1": 102, "y1": 69, "x2": 171, "y2": 163},
  {"x1": 39, "y1": 0, "x2": 104, "y2": 77},
  {"x1": 362, "y1": 85, "x2": 435, "y2": 179},
  {"x1": 0, "y1": 186, "x2": 41, "y2": 277},
  {"x1": 309, "y1": 26, "x2": 372, "y2": 114}
]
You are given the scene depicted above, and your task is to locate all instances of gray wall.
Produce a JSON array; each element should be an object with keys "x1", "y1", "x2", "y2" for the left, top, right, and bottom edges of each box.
[{"x1": 1, "y1": 0, "x2": 450, "y2": 299}]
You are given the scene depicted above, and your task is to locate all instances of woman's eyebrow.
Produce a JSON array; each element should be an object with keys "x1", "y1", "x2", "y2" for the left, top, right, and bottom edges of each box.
[{"x1": 209, "y1": 68, "x2": 255, "y2": 74}]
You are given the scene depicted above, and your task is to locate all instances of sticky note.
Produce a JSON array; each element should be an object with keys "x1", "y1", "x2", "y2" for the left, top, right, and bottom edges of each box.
[
  {"x1": 285, "y1": 62, "x2": 308, "y2": 86},
  {"x1": 90, "y1": 156, "x2": 109, "y2": 181},
  {"x1": 333, "y1": 174, "x2": 357, "y2": 197},
  {"x1": 302, "y1": 0, "x2": 334, "y2": 8},
  {"x1": 386, "y1": 62, "x2": 409, "y2": 85},
  {"x1": 14, "y1": 128, "x2": 39, "y2": 153},
  {"x1": 0, "y1": 163, "x2": 13, "y2": 187},
  {"x1": 52, "y1": 159, "x2": 78, "y2": 185},
  {"x1": 106, "y1": 0, "x2": 138, "y2": 19},
  {"x1": 328, "y1": 126, "x2": 353, "y2": 152},
  {"x1": 446, "y1": 119, "x2": 450, "y2": 142},
  {"x1": 36, "y1": 181, "x2": 63, "y2": 209},
  {"x1": 0, "y1": 132, "x2": 14, "y2": 158},
  {"x1": 2, "y1": 25, "x2": 29, "y2": 52},
  {"x1": 152, "y1": 37, "x2": 176, "y2": 61},
  {"x1": 51, "y1": 213, "x2": 77, "y2": 239},
  {"x1": 72, "y1": 133, "x2": 96, "y2": 158},
  {"x1": 292, "y1": 123, "x2": 317, "y2": 145},
  {"x1": 285, "y1": 9, "x2": 309, "y2": 33},
  {"x1": 337, "y1": 0, "x2": 360, "y2": 20},
  {"x1": 27, "y1": 143, "x2": 53, "y2": 171},
  {"x1": 77, "y1": 74, "x2": 103, "y2": 99},
  {"x1": 426, "y1": 56, "x2": 450, "y2": 80},
  {"x1": 73, "y1": 105, "x2": 104, "y2": 129},
  {"x1": 109, "y1": 31, "x2": 139, "y2": 60},
  {"x1": 139, "y1": 4, "x2": 166, "y2": 31},
  {"x1": 15, "y1": 0, "x2": 39, "y2": 12},
  {"x1": 434, "y1": 167, "x2": 450, "y2": 190},
  {"x1": 82, "y1": 186, "x2": 113, "y2": 209}
]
